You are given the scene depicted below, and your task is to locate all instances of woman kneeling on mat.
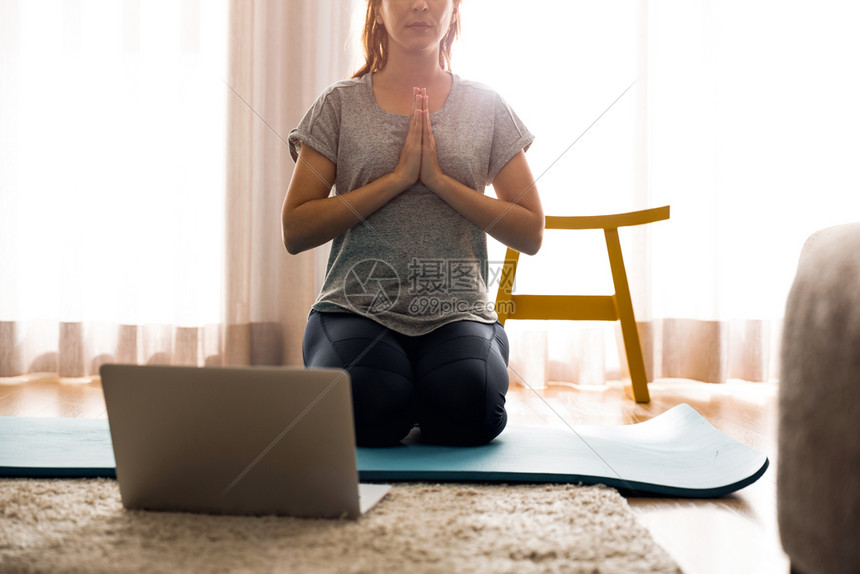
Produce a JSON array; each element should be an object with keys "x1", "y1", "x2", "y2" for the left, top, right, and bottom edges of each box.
[{"x1": 283, "y1": 0, "x2": 543, "y2": 447}]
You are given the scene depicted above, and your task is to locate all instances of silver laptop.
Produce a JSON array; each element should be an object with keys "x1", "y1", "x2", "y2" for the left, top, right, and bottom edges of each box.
[{"x1": 100, "y1": 364, "x2": 390, "y2": 519}]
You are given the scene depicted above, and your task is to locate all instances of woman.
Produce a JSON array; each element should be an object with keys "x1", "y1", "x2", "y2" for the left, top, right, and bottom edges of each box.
[{"x1": 283, "y1": 0, "x2": 543, "y2": 447}]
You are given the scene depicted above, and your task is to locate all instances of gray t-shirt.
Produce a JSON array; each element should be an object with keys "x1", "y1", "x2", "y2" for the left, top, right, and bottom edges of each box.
[{"x1": 288, "y1": 73, "x2": 534, "y2": 336}]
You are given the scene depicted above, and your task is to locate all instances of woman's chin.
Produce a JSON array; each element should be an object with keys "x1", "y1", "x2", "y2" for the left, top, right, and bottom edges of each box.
[{"x1": 391, "y1": 36, "x2": 444, "y2": 55}]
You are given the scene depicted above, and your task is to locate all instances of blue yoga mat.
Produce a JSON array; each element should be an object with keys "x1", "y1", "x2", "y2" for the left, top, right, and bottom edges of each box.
[{"x1": 0, "y1": 404, "x2": 768, "y2": 497}]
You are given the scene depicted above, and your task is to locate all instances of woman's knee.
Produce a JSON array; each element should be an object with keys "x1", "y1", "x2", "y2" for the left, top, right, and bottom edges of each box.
[
  {"x1": 416, "y1": 361, "x2": 507, "y2": 442},
  {"x1": 301, "y1": 310, "x2": 415, "y2": 446},
  {"x1": 411, "y1": 322, "x2": 509, "y2": 441},
  {"x1": 414, "y1": 348, "x2": 509, "y2": 446}
]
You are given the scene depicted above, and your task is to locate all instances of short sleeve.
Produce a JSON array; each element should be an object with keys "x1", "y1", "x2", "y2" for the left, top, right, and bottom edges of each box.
[
  {"x1": 288, "y1": 86, "x2": 342, "y2": 165},
  {"x1": 487, "y1": 94, "x2": 535, "y2": 185}
]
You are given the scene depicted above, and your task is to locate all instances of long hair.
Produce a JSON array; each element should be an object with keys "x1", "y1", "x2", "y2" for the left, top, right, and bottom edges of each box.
[{"x1": 352, "y1": 0, "x2": 461, "y2": 79}]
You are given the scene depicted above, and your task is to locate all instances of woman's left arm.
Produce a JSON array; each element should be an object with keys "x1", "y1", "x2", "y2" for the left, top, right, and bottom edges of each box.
[{"x1": 420, "y1": 101, "x2": 544, "y2": 255}]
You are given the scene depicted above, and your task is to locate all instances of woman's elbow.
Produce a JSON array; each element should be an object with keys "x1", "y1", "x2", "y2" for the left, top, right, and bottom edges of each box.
[
  {"x1": 283, "y1": 237, "x2": 302, "y2": 256},
  {"x1": 520, "y1": 219, "x2": 544, "y2": 256},
  {"x1": 281, "y1": 218, "x2": 304, "y2": 255},
  {"x1": 521, "y1": 230, "x2": 543, "y2": 256},
  {"x1": 282, "y1": 230, "x2": 308, "y2": 256},
  {"x1": 281, "y1": 203, "x2": 311, "y2": 255}
]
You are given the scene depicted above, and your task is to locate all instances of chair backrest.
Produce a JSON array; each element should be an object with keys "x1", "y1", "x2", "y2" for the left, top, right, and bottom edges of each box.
[
  {"x1": 543, "y1": 205, "x2": 670, "y2": 231},
  {"x1": 494, "y1": 205, "x2": 670, "y2": 325}
]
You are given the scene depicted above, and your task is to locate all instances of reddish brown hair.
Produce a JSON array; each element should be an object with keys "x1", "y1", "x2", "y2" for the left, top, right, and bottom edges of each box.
[{"x1": 352, "y1": 0, "x2": 462, "y2": 78}]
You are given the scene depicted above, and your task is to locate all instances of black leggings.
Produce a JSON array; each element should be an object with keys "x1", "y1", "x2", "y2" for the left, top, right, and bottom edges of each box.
[{"x1": 302, "y1": 310, "x2": 510, "y2": 447}]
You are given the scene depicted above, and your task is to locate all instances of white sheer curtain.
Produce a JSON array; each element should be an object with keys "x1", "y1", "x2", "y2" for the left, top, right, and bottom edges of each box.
[
  {"x1": 644, "y1": 0, "x2": 859, "y2": 383},
  {"x1": 456, "y1": 0, "x2": 860, "y2": 386},
  {"x1": 1, "y1": 0, "x2": 229, "y2": 380},
  {"x1": 0, "y1": 0, "x2": 357, "y2": 381}
]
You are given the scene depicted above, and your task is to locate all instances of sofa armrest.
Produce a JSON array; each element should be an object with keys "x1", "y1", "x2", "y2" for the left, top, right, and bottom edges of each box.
[{"x1": 778, "y1": 222, "x2": 860, "y2": 574}]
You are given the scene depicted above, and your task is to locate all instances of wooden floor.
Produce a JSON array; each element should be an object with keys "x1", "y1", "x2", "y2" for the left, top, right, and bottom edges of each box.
[{"x1": 0, "y1": 375, "x2": 788, "y2": 573}]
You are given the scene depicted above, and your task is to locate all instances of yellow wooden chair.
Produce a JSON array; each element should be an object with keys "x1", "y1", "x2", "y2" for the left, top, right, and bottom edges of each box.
[{"x1": 494, "y1": 205, "x2": 670, "y2": 403}]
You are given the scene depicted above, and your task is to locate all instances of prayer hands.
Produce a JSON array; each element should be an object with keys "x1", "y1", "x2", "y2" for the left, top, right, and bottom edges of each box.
[{"x1": 393, "y1": 88, "x2": 443, "y2": 190}]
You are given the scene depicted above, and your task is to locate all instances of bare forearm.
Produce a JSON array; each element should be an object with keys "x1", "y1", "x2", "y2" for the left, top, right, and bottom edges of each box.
[
  {"x1": 427, "y1": 174, "x2": 543, "y2": 255},
  {"x1": 282, "y1": 172, "x2": 408, "y2": 255}
]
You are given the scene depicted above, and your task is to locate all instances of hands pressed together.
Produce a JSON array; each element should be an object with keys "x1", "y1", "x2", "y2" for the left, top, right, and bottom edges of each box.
[{"x1": 394, "y1": 87, "x2": 444, "y2": 191}]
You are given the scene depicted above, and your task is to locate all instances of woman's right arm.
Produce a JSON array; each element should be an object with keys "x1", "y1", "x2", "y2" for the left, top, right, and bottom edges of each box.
[
  {"x1": 281, "y1": 89, "x2": 424, "y2": 255},
  {"x1": 281, "y1": 145, "x2": 407, "y2": 255}
]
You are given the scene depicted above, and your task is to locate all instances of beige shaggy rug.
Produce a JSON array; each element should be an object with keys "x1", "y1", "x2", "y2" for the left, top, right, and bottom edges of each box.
[{"x1": 0, "y1": 479, "x2": 679, "y2": 573}]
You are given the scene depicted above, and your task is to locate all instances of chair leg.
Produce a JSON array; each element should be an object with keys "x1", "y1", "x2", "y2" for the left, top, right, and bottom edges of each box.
[{"x1": 604, "y1": 228, "x2": 650, "y2": 403}]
